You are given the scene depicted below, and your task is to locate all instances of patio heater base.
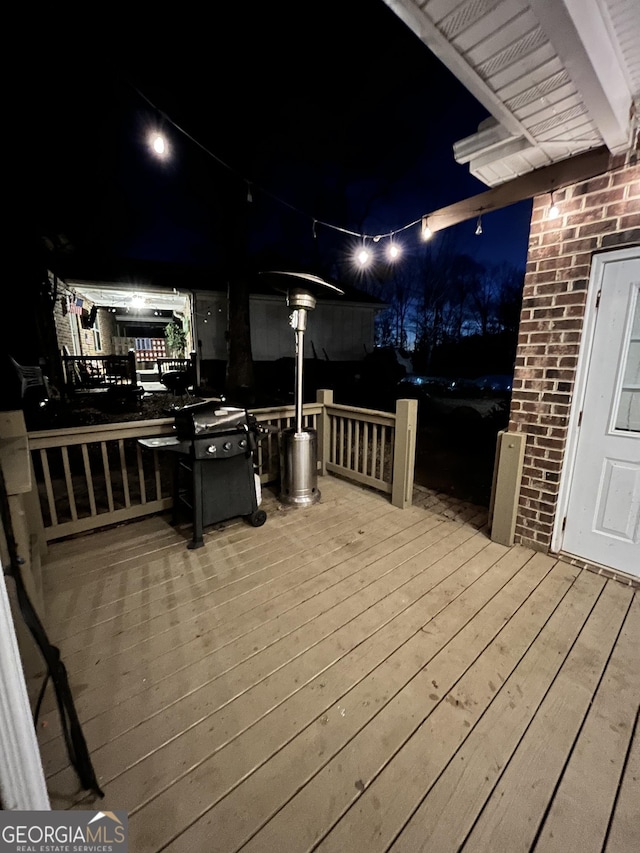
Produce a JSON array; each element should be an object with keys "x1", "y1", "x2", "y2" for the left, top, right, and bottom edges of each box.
[{"x1": 279, "y1": 427, "x2": 320, "y2": 506}]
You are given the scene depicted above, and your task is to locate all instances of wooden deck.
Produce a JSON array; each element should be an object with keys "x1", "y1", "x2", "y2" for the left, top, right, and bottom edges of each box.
[{"x1": 34, "y1": 475, "x2": 638, "y2": 853}]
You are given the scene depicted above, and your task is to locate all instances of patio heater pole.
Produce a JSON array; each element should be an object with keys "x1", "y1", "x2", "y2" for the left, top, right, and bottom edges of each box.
[
  {"x1": 260, "y1": 271, "x2": 344, "y2": 508},
  {"x1": 278, "y1": 286, "x2": 319, "y2": 506},
  {"x1": 289, "y1": 288, "x2": 315, "y2": 434}
]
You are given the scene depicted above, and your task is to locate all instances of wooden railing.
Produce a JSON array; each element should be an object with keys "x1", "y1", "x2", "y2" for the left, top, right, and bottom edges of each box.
[
  {"x1": 26, "y1": 391, "x2": 416, "y2": 542},
  {"x1": 28, "y1": 419, "x2": 176, "y2": 541},
  {"x1": 61, "y1": 352, "x2": 138, "y2": 393}
]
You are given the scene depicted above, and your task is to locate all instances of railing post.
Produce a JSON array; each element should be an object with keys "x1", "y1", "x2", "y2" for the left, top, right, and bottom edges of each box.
[
  {"x1": 391, "y1": 398, "x2": 417, "y2": 509},
  {"x1": 489, "y1": 429, "x2": 526, "y2": 546},
  {"x1": 190, "y1": 351, "x2": 200, "y2": 389},
  {"x1": 128, "y1": 349, "x2": 138, "y2": 388},
  {"x1": 316, "y1": 389, "x2": 333, "y2": 476}
]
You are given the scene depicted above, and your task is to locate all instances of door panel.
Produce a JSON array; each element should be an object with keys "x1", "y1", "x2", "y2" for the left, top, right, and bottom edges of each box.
[{"x1": 562, "y1": 250, "x2": 640, "y2": 577}]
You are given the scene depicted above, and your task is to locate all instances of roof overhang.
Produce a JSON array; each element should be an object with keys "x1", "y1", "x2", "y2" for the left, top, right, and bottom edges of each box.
[
  {"x1": 384, "y1": 0, "x2": 639, "y2": 186},
  {"x1": 63, "y1": 280, "x2": 191, "y2": 313}
]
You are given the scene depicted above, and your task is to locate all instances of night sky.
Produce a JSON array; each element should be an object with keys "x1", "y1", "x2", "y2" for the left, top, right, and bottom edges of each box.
[{"x1": 25, "y1": 0, "x2": 532, "y2": 281}]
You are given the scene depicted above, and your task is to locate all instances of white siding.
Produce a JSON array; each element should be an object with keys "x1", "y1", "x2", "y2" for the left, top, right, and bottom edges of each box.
[
  {"x1": 193, "y1": 292, "x2": 379, "y2": 363},
  {"x1": 193, "y1": 292, "x2": 227, "y2": 360}
]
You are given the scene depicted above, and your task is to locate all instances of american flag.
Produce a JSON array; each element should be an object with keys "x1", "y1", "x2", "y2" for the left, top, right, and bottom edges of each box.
[{"x1": 69, "y1": 297, "x2": 84, "y2": 315}]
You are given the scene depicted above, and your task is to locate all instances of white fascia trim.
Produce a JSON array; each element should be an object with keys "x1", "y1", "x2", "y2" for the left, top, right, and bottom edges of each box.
[
  {"x1": 0, "y1": 567, "x2": 50, "y2": 810},
  {"x1": 453, "y1": 118, "x2": 516, "y2": 164},
  {"x1": 530, "y1": 0, "x2": 631, "y2": 153},
  {"x1": 383, "y1": 0, "x2": 537, "y2": 145}
]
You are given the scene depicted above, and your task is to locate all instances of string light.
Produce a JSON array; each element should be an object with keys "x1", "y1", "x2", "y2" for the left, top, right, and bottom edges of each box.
[
  {"x1": 134, "y1": 81, "x2": 437, "y2": 254},
  {"x1": 356, "y1": 244, "x2": 372, "y2": 266},
  {"x1": 548, "y1": 191, "x2": 559, "y2": 219},
  {"x1": 149, "y1": 132, "x2": 169, "y2": 159},
  {"x1": 133, "y1": 81, "x2": 552, "y2": 269},
  {"x1": 387, "y1": 235, "x2": 401, "y2": 260}
]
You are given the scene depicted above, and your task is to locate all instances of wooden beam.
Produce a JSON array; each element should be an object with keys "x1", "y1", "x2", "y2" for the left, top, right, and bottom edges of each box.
[{"x1": 425, "y1": 146, "x2": 611, "y2": 233}]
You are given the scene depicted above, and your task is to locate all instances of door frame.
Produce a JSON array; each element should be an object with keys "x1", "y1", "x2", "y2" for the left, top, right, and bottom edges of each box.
[
  {"x1": 553, "y1": 245, "x2": 640, "y2": 559},
  {"x1": 0, "y1": 565, "x2": 50, "y2": 809}
]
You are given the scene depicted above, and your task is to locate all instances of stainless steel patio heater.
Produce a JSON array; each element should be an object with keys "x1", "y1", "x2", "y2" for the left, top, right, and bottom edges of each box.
[{"x1": 261, "y1": 272, "x2": 344, "y2": 507}]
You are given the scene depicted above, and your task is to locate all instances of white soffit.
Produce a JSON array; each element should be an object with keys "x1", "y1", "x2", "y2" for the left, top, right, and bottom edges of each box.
[
  {"x1": 68, "y1": 281, "x2": 191, "y2": 312},
  {"x1": 384, "y1": 0, "x2": 640, "y2": 186}
]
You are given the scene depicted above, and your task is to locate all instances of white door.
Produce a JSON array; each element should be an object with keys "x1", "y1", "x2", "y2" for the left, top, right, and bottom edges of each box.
[{"x1": 561, "y1": 248, "x2": 640, "y2": 578}]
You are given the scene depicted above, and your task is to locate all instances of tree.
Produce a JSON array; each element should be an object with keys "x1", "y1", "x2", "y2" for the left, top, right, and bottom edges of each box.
[{"x1": 164, "y1": 320, "x2": 187, "y2": 357}]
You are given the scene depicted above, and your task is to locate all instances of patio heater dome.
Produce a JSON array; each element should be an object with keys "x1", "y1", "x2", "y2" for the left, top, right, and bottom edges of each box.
[{"x1": 259, "y1": 271, "x2": 344, "y2": 507}]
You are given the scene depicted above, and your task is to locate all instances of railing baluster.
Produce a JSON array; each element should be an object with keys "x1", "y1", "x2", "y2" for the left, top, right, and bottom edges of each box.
[
  {"x1": 136, "y1": 443, "x2": 147, "y2": 505},
  {"x1": 362, "y1": 422, "x2": 368, "y2": 475},
  {"x1": 346, "y1": 419, "x2": 353, "y2": 470},
  {"x1": 329, "y1": 415, "x2": 338, "y2": 465},
  {"x1": 153, "y1": 449, "x2": 162, "y2": 500},
  {"x1": 81, "y1": 443, "x2": 97, "y2": 517},
  {"x1": 61, "y1": 446, "x2": 78, "y2": 521},
  {"x1": 118, "y1": 439, "x2": 130, "y2": 508},
  {"x1": 101, "y1": 442, "x2": 114, "y2": 512},
  {"x1": 372, "y1": 424, "x2": 379, "y2": 479},
  {"x1": 39, "y1": 448, "x2": 57, "y2": 527},
  {"x1": 354, "y1": 420, "x2": 361, "y2": 473}
]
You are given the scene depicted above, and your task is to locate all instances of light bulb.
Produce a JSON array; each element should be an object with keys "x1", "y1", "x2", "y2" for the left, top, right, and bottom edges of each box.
[
  {"x1": 475, "y1": 216, "x2": 483, "y2": 236},
  {"x1": 548, "y1": 201, "x2": 560, "y2": 219},
  {"x1": 357, "y1": 248, "x2": 371, "y2": 266},
  {"x1": 421, "y1": 217, "x2": 432, "y2": 240},
  {"x1": 388, "y1": 242, "x2": 401, "y2": 260},
  {"x1": 149, "y1": 132, "x2": 169, "y2": 159}
]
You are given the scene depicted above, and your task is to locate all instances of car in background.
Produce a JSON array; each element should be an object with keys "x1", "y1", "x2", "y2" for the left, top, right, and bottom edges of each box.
[
  {"x1": 396, "y1": 375, "x2": 450, "y2": 399},
  {"x1": 445, "y1": 377, "x2": 481, "y2": 397},
  {"x1": 473, "y1": 374, "x2": 513, "y2": 395}
]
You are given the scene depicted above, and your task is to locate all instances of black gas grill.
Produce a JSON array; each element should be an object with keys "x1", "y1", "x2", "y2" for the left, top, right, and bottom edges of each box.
[{"x1": 139, "y1": 402, "x2": 269, "y2": 549}]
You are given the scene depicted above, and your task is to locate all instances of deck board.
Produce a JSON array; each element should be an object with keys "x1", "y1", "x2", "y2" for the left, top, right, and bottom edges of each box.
[
  {"x1": 534, "y1": 595, "x2": 639, "y2": 852},
  {"x1": 604, "y1": 706, "x2": 639, "y2": 853},
  {"x1": 34, "y1": 475, "x2": 638, "y2": 853}
]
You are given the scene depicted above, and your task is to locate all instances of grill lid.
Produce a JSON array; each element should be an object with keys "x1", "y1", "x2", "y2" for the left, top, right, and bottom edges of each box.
[{"x1": 173, "y1": 402, "x2": 249, "y2": 439}]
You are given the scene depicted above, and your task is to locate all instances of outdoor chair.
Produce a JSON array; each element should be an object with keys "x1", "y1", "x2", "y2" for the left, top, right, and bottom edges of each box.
[{"x1": 10, "y1": 357, "x2": 50, "y2": 399}]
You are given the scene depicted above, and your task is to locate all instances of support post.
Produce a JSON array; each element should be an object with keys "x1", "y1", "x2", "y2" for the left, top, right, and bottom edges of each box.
[
  {"x1": 128, "y1": 349, "x2": 138, "y2": 389},
  {"x1": 391, "y1": 398, "x2": 418, "y2": 509},
  {"x1": 316, "y1": 389, "x2": 334, "y2": 476},
  {"x1": 490, "y1": 429, "x2": 526, "y2": 546},
  {"x1": 190, "y1": 351, "x2": 200, "y2": 390}
]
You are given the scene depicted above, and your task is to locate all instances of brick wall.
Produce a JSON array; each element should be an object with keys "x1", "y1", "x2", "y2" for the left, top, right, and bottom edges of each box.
[
  {"x1": 53, "y1": 288, "x2": 75, "y2": 356},
  {"x1": 53, "y1": 285, "x2": 118, "y2": 357},
  {"x1": 96, "y1": 309, "x2": 116, "y2": 355},
  {"x1": 509, "y1": 154, "x2": 640, "y2": 552}
]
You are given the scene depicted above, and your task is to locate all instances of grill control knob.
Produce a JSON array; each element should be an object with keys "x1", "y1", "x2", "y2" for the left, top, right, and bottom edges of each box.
[
  {"x1": 238, "y1": 439, "x2": 247, "y2": 449},
  {"x1": 223, "y1": 441, "x2": 232, "y2": 452},
  {"x1": 207, "y1": 445, "x2": 217, "y2": 455}
]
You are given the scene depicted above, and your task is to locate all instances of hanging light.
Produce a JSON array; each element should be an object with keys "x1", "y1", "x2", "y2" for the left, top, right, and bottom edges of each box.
[
  {"x1": 357, "y1": 247, "x2": 371, "y2": 266},
  {"x1": 548, "y1": 191, "x2": 560, "y2": 219},
  {"x1": 421, "y1": 216, "x2": 432, "y2": 240},
  {"x1": 149, "y1": 132, "x2": 169, "y2": 159},
  {"x1": 475, "y1": 214, "x2": 483, "y2": 236},
  {"x1": 387, "y1": 234, "x2": 401, "y2": 260}
]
